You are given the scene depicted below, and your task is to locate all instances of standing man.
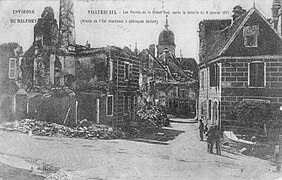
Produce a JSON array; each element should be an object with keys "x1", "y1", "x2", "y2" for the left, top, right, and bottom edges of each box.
[
  {"x1": 214, "y1": 125, "x2": 222, "y2": 155},
  {"x1": 206, "y1": 126, "x2": 216, "y2": 153},
  {"x1": 199, "y1": 119, "x2": 205, "y2": 141}
]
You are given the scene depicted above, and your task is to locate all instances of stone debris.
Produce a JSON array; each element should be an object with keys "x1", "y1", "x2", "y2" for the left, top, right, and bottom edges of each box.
[
  {"x1": 0, "y1": 119, "x2": 126, "y2": 139},
  {"x1": 44, "y1": 170, "x2": 72, "y2": 180},
  {"x1": 136, "y1": 106, "x2": 170, "y2": 130}
]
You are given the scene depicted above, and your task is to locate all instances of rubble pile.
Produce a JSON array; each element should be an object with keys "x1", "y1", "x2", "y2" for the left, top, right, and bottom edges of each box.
[
  {"x1": 129, "y1": 106, "x2": 170, "y2": 138},
  {"x1": 44, "y1": 170, "x2": 72, "y2": 180},
  {"x1": 136, "y1": 106, "x2": 170, "y2": 130},
  {"x1": 0, "y1": 119, "x2": 126, "y2": 139}
]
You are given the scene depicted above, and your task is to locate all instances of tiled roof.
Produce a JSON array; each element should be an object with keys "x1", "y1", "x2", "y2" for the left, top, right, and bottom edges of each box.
[
  {"x1": 199, "y1": 8, "x2": 252, "y2": 65},
  {"x1": 146, "y1": 50, "x2": 196, "y2": 82}
]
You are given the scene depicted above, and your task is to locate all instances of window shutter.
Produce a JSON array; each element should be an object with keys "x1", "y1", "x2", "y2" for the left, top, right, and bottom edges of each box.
[
  {"x1": 208, "y1": 99, "x2": 212, "y2": 120},
  {"x1": 249, "y1": 63, "x2": 257, "y2": 87},
  {"x1": 107, "y1": 95, "x2": 113, "y2": 116},
  {"x1": 217, "y1": 64, "x2": 220, "y2": 87},
  {"x1": 109, "y1": 60, "x2": 113, "y2": 81},
  {"x1": 9, "y1": 58, "x2": 16, "y2": 79},
  {"x1": 257, "y1": 63, "x2": 264, "y2": 87},
  {"x1": 125, "y1": 63, "x2": 129, "y2": 79},
  {"x1": 128, "y1": 64, "x2": 133, "y2": 79},
  {"x1": 201, "y1": 71, "x2": 204, "y2": 89},
  {"x1": 249, "y1": 62, "x2": 264, "y2": 87},
  {"x1": 210, "y1": 64, "x2": 216, "y2": 87}
]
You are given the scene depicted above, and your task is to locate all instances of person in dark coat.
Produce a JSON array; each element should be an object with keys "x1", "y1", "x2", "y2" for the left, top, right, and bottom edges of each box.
[
  {"x1": 214, "y1": 125, "x2": 222, "y2": 155},
  {"x1": 199, "y1": 119, "x2": 205, "y2": 141},
  {"x1": 206, "y1": 126, "x2": 216, "y2": 153}
]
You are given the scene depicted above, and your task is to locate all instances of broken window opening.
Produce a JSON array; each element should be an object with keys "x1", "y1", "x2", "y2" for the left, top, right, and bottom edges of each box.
[
  {"x1": 9, "y1": 58, "x2": 16, "y2": 79},
  {"x1": 54, "y1": 57, "x2": 62, "y2": 87},
  {"x1": 107, "y1": 95, "x2": 113, "y2": 116}
]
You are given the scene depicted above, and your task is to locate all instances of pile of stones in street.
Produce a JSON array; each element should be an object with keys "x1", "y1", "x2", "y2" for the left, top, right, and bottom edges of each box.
[
  {"x1": 136, "y1": 106, "x2": 170, "y2": 130},
  {"x1": 0, "y1": 119, "x2": 126, "y2": 139}
]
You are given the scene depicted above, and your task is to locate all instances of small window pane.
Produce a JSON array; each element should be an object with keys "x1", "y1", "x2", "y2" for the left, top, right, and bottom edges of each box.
[
  {"x1": 210, "y1": 64, "x2": 216, "y2": 87},
  {"x1": 9, "y1": 69, "x2": 15, "y2": 78},
  {"x1": 201, "y1": 71, "x2": 204, "y2": 89},
  {"x1": 109, "y1": 60, "x2": 113, "y2": 81},
  {"x1": 10, "y1": 59, "x2": 16, "y2": 68},
  {"x1": 244, "y1": 35, "x2": 257, "y2": 47},
  {"x1": 107, "y1": 96, "x2": 113, "y2": 116}
]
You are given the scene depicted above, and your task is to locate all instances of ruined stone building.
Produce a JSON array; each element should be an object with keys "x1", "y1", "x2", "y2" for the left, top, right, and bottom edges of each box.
[
  {"x1": 0, "y1": 43, "x2": 23, "y2": 121},
  {"x1": 139, "y1": 16, "x2": 198, "y2": 117},
  {"x1": 198, "y1": 4, "x2": 282, "y2": 129},
  {"x1": 21, "y1": 0, "x2": 140, "y2": 126}
]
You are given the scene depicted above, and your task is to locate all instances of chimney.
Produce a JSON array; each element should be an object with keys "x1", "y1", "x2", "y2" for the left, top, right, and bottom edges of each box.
[
  {"x1": 180, "y1": 50, "x2": 183, "y2": 63},
  {"x1": 59, "y1": 0, "x2": 76, "y2": 48},
  {"x1": 232, "y1": 5, "x2": 246, "y2": 21},
  {"x1": 149, "y1": 44, "x2": 155, "y2": 57},
  {"x1": 198, "y1": 21, "x2": 206, "y2": 62},
  {"x1": 272, "y1": 0, "x2": 281, "y2": 31},
  {"x1": 134, "y1": 42, "x2": 138, "y2": 56}
]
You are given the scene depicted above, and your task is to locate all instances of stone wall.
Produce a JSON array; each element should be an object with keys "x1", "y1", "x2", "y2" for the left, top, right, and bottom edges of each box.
[{"x1": 220, "y1": 57, "x2": 282, "y2": 127}]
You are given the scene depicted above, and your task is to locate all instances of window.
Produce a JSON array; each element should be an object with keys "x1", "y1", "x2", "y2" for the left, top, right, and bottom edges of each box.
[
  {"x1": 210, "y1": 64, "x2": 219, "y2": 87},
  {"x1": 201, "y1": 71, "x2": 204, "y2": 89},
  {"x1": 106, "y1": 95, "x2": 113, "y2": 116},
  {"x1": 124, "y1": 63, "x2": 132, "y2": 80},
  {"x1": 109, "y1": 59, "x2": 113, "y2": 81},
  {"x1": 208, "y1": 99, "x2": 212, "y2": 120},
  {"x1": 9, "y1": 58, "x2": 16, "y2": 79},
  {"x1": 243, "y1": 25, "x2": 259, "y2": 47},
  {"x1": 124, "y1": 96, "x2": 128, "y2": 115},
  {"x1": 54, "y1": 57, "x2": 62, "y2": 87},
  {"x1": 129, "y1": 64, "x2": 133, "y2": 79},
  {"x1": 248, "y1": 61, "x2": 265, "y2": 87},
  {"x1": 244, "y1": 35, "x2": 257, "y2": 47}
]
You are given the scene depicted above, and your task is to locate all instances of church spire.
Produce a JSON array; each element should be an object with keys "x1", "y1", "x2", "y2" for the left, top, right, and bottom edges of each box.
[{"x1": 164, "y1": 15, "x2": 169, "y2": 29}]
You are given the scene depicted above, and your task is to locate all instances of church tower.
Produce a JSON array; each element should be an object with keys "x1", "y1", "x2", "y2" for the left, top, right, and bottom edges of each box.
[
  {"x1": 157, "y1": 16, "x2": 176, "y2": 57},
  {"x1": 59, "y1": 0, "x2": 76, "y2": 49}
]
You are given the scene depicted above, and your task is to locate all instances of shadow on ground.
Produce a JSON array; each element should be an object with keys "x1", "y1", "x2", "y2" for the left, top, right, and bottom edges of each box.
[
  {"x1": 0, "y1": 162, "x2": 45, "y2": 180},
  {"x1": 129, "y1": 127, "x2": 185, "y2": 145},
  {"x1": 169, "y1": 119, "x2": 197, "y2": 124}
]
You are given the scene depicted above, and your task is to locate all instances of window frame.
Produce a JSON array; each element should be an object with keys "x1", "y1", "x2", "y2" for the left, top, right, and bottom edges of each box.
[
  {"x1": 109, "y1": 59, "x2": 113, "y2": 81},
  {"x1": 243, "y1": 25, "x2": 259, "y2": 48},
  {"x1": 9, "y1": 58, "x2": 17, "y2": 79},
  {"x1": 244, "y1": 34, "x2": 258, "y2": 47},
  {"x1": 208, "y1": 99, "x2": 212, "y2": 120},
  {"x1": 209, "y1": 63, "x2": 219, "y2": 88},
  {"x1": 248, "y1": 61, "x2": 266, "y2": 88},
  {"x1": 106, "y1": 95, "x2": 114, "y2": 116},
  {"x1": 124, "y1": 62, "x2": 133, "y2": 80},
  {"x1": 201, "y1": 71, "x2": 205, "y2": 90}
]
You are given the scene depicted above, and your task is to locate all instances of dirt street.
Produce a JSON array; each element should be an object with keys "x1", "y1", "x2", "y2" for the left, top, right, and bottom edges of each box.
[{"x1": 0, "y1": 119, "x2": 282, "y2": 180}]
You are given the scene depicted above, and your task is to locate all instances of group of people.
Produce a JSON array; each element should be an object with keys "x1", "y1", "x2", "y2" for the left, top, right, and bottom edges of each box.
[{"x1": 199, "y1": 119, "x2": 223, "y2": 155}]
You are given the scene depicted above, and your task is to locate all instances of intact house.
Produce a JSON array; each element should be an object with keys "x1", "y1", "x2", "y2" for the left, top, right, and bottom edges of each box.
[
  {"x1": 0, "y1": 43, "x2": 24, "y2": 121},
  {"x1": 139, "y1": 16, "x2": 198, "y2": 117},
  {"x1": 20, "y1": 0, "x2": 140, "y2": 126},
  {"x1": 198, "y1": 5, "x2": 282, "y2": 129}
]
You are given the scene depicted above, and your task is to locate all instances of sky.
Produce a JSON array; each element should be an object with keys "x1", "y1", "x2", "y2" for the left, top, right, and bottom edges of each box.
[{"x1": 0, "y1": 0, "x2": 274, "y2": 62}]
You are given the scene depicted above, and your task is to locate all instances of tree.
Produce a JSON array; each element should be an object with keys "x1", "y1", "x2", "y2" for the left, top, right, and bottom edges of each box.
[{"x1": 233, "y1": 100, "x2": 281, "y2": 130}]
